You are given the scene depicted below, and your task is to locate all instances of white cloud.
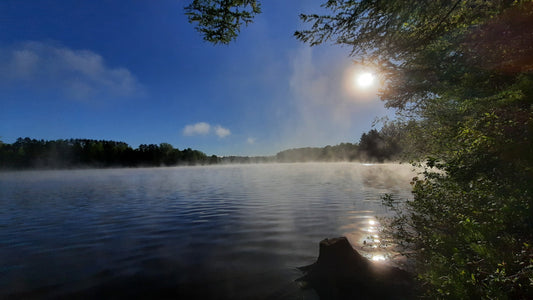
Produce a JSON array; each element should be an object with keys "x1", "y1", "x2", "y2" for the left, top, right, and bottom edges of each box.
[
  {"x1": 183, "y1": 122, "x2": 211, "y2": 136},
  {"x1": 247, "y1": 137, "x2": 256, "y2": 144},
  {"x1": 214, "y1": 125, "x2": 231, "y2": 138},
  {"x1": 0, "y1": 41, "x2": 143, "y2": 100},
  {"x1": 182, "y1": 122, "x2": 231, "y2": 139},
  {"x1": 11, "y1": 49, "x2": 39, "y2": 78}
]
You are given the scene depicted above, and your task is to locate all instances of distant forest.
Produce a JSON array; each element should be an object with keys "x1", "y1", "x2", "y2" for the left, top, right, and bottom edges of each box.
[
  {"x1": 0, "y1": 138, "x2": 216, "y2": 169},
  {"x1": 0, "y1": 123, "x2": 408, "y2": 170}
]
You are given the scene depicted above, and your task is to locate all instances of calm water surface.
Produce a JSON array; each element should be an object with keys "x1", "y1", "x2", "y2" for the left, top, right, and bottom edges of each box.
[{"x1": 0, "y1": 163, "x2": 415, "y2": 299}]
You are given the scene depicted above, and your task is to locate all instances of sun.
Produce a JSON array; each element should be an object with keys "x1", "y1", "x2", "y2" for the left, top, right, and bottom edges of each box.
[
  {"x1": 343, "y1": 67, "x2": 380, "y2": 101},
  {"x1": 356, "y1": 72, "x2": 375, "y2": 88}
]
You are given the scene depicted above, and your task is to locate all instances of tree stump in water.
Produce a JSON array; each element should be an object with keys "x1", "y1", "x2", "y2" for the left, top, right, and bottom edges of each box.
[{"x1": 297, "y1": 237, "x2": 415, "y2": 299}]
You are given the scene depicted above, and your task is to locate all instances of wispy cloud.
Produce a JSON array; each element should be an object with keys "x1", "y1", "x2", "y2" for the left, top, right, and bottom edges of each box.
[
  {"x1": 247, "y1": 137, "x2": 256, "y2": 144},
  {"x1": 214, "y1": 125, "x2": 231, "y2": 138},
  {"x1": 282, "y1": 46, "x2": 388, "y2": 148},
  {"x1": 182, "y1": 122, "x2": 231, "y2": 139},
  {"x1": 0, "y1": 41, "x2": 143, "y2": 100},
  {"x1": 183, "y1": 122, "x2": 211, "y2": 136}
]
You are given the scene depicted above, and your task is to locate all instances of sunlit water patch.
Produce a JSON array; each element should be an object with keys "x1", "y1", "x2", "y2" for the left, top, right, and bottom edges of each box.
[{"x1": 0, "y1": 163, "x2": 415, "y2": 299}]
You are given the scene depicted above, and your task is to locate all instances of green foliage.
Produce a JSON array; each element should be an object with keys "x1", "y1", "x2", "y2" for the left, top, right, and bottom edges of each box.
[
  {"x1": 298, "y1": 0, "x2": 533, "y2": 298},
  {"x1": 185, "y1": 0, "x2": 261, "y2": 44},
  {"x1": 385, "y1": 164, "x2": 533, "y2": 299}
]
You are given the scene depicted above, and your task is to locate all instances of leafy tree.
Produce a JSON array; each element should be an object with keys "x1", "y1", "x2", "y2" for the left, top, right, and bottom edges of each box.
[
  {"x1": 358, "y1": 129, "x2": 387, "y2": 162},
  {"x1": 185, "y1": 0, "x2": 261, "y2": 44},
  {"x1": 296, "y1": 0, "x2": 533, "y2": 298}
]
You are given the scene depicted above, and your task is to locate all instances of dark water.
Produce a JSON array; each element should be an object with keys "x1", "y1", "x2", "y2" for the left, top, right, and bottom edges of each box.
[{"x1": 0, "y1": 163, "x2": 415, "y2": 299}]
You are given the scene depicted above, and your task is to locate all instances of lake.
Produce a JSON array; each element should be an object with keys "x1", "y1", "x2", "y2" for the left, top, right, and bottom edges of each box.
[{"x1": 0, "y1": 163, "x2": 415, "y2": 299}]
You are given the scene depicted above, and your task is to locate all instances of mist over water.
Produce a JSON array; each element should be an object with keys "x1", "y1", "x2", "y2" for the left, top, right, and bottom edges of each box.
[{"x1": 0, "y1": 163, "x2": 415, "y2": 299}]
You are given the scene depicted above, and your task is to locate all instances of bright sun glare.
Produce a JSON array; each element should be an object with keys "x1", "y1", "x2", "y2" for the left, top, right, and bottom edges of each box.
[{"x1": 356, "y1": 72, "x2": 375, "y2": 88}]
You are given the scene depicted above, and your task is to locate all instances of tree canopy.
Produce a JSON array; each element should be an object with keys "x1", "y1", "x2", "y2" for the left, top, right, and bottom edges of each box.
[
  {"x1": 293, "y1": 1, "x2": 533, "y2": 298},
  {"x1": 185, "y1": 0, "x2": 261, "y2": 44},
  {"x1": 296, "y1": 0, "x2": 532, "y2": 109}
]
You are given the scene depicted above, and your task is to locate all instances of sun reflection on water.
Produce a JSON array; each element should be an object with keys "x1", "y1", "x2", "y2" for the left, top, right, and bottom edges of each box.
[{"x1": 345, "y1": 217, "x2": 395, "y2": 264}]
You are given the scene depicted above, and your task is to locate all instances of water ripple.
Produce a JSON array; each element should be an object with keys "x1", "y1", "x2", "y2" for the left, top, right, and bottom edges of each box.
[{"x1": 0, "y1": 163, "x2": 415, "y2": 298}]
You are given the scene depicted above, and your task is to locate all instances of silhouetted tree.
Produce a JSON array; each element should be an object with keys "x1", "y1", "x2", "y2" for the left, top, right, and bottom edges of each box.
[
  {"x1": 185, "y1": 0, "x2": 261, "y2": 44},
  {"x1": 0, "y1": 138, "x2": 211, "y2": 169}
]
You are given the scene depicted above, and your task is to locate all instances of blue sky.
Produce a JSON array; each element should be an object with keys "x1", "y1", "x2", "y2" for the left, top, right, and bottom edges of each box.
[{"x1": 0, "y1": 0, "x2": 394, "y2": 156}]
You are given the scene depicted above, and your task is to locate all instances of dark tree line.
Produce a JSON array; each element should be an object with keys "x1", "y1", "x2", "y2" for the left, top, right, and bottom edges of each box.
[
  {"x1": 0, "y1": 138, "x2": 212, "y2": 169},
  {"x1": 276, "y1": 124, "x2": 405, "y2": 163},
  {"x1": 0, "y1": 125, "x2": 407, "y2": 170}
]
